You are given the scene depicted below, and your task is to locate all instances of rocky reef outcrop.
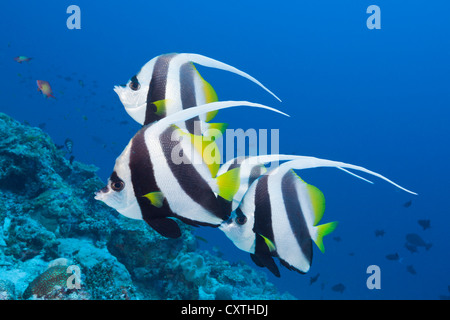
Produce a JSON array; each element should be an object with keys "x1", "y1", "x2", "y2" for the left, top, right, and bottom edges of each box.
[{"x1": 0, "y1": 112, "x2": 295, "y2": 300}]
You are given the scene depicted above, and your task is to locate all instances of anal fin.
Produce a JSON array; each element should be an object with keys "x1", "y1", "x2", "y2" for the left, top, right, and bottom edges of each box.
[
  {"x1": 143, "y1": 217, "x2": 181, "y2": 239},
  {"x1": 250, "y1": 253, "x2": 280, "y2": 277}
]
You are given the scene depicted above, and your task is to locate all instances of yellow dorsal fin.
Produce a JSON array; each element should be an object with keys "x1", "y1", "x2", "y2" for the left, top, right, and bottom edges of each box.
[
  {"x1": 142, "y1": 191, "x2": 164, "y2": 208},
  {"x1": 216, "y1": 167, "x2": 241, "y2": 201},
  {"x1": 292, "y1": 170, "x2": 325, "y2": 226},
  {"x1": 194, "y1": 67, "x2": 218, "y2": 122},
  {"x1": 306, "y1": 184, "x2": 326, "y2": 226}
]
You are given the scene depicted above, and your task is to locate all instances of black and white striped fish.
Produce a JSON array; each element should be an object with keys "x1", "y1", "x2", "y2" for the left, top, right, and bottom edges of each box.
[
  {"x1": 113, "y1": 53, "x2": 281, "y2": 134},
  {"x1": 94, "y1": 100, "x2": 289, "y2": 238},
  {"x1": 220, "y1": 157, "x2": 417, "y2": 276}
]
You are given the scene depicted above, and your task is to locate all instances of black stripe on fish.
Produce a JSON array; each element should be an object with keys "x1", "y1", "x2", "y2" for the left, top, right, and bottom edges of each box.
[
  {"x1": 129, "y1": 127, "x2": 180, "y2": 238},
  {"x1": 144, "y1": 54, "x2": 176, "y2": 125},
  {"x1": 280, "y1": 171, "x2": 312, "y2": 273},
  {"x1": 159, "y1": 126, "x2": 228, "y2": 224},
  {"x1": 179, "y1": 62, "x2": 201, "y2": 134},
  {"x1": 253, "y1": 175, "x2": 276, "y2": 253},
  {"x1": 248, "y1": 165, "x2": 264, "y2": 187}
]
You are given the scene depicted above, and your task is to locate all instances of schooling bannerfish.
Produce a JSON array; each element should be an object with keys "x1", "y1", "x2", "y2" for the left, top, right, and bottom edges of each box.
[
  {"x1": 95, "y1": 100, "x2": 289, "y2": 238},
  {"x1": 220, "y1": 157, "x2": 416, "y2": 276},
  {"x1": 36, "y1": 80, "x2": 55, "y2": 99},
  {"x1": 113, "y1": 53, "x2": 281, "y2": 134},
  {"x1": 14, "y1": 56, "x2": 32, "y2": 63}
]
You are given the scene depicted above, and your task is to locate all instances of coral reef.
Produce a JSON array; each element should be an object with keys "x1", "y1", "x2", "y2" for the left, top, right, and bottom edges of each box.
[{"x1": 0, "y1": 112, "x2": 295, "y2": 300}]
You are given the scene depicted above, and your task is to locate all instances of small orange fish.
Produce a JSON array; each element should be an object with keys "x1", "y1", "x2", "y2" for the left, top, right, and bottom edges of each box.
[
  {"x1": 37, "y1": 80, "x2": 55, "y2": 99},
  {"x1": 14, "y1": 56, "x2": 32, "y2": 63}
]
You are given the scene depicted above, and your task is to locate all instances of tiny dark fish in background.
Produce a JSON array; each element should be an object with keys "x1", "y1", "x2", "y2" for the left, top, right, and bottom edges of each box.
[
  {"x1": 375, "y1": 229, "x2": 385, "y2": 237},
  {"x1": 38, "y1": 123, "x2": 46, "y2": 130},
  {"x1": 406, "y1": 233, "x2": 432, "y2": 250},
  {"x1": 404, "y1": 242, "x2": 418, "y2": 254},
  {"x1": 406, "y1": 265, "x2": 416, "y2": 275},
  {"x1": 333, "y1": 236, "x2": 342, "y2": 242},
  {"x1": 386, "y1": 253, "x2": 400, "y2": 261},
  {"x1": 403, "y1": 200, "x2": 412, "y2": 208},
  {"x1": 78, "y1": 79, "x2": 85, "y2": 87},
  {"x1": 309, "y1": 273, "x2": 320, "y2": 285},
  {"x1": 69, "y1": 155, "x2": 75, "y2": 165},
  {"x1": 65, "y1": 138, "x2": 73, "y2": 153},
  {"x1": 331, "y1": 283, "x2": 345, "y2": 293},
  {"x1": 194, "y1": 235, "x2": 208, "y2": 243},
  {"x1": 418, "y1": 219, "x2": 431, "y2": 230}
]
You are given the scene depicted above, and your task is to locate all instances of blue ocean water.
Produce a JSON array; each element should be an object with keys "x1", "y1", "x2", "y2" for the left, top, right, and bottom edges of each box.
[{"x1": 1, "y1": 0, "x2": 449, "y2": 299}]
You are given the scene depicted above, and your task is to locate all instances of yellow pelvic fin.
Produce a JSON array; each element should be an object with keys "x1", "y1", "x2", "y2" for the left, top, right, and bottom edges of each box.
[
  {"x1": 142, "y1": 191, "x2": 165, "y2": 208},
  {"x1": 216, "y1": 167, "x2": 241, "y2": 201},
  {"x1": 313, "y1": 221, "x2": 338, "y2": 254},
  {"x1": 152, "y1": 99, "x2": 167, "y2": 116},
  {"x1": 259, "y1": 234, "x2": 276, "y2": 252}
]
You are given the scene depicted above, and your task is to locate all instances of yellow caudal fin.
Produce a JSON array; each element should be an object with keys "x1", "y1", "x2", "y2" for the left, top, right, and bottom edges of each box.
[
  {"x1": 313, "y1": 221, "x2": 338, "y2": 253},
  {"x1": 143, "y1": 191, "x2": 165, "y2": 208},
  {"x1": 216, "y1": 167, "x2": 241, "y2": 201}
]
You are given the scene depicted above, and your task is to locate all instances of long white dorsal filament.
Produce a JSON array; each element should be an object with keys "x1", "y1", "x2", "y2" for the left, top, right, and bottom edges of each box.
[{"x1": 182, "y1": 53, "x2": 282, "y2": 102}]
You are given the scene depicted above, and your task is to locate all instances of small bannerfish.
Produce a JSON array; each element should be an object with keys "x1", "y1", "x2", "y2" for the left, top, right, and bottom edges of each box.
[
  {"x1": 113, "y1": 53, "x2": 281, "y2": 134},
  {"x1": 14, "y1": 56, "x2": 32, "y2": 63},
  {"x1": 95, "y1": 100, "x2": 289, "y2": 238},
  {"x1": 37, "y1": 80, "x2": 55, "y2": 99},
  {"x1": 220, "y1": 157, "x2": 416, "y2": 276}
]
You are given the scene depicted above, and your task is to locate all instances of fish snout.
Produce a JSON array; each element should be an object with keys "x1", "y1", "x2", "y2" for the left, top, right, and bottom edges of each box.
[{"x1": 94, "y1": 186, "x2": 109, "y2": 200}]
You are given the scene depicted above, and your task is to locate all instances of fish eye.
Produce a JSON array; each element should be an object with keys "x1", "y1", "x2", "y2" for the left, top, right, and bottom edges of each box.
[
  {"x1": 235, "y1": 208, "x2": 247, "y2": 225},
  {"x1": 111, "y1": 180, "x2": 125, "y2": 192},
  {"x1": 236, "y1": 216, "x2": 247, "y2": 225},
  {"x1": 129, "y1": 75, "x2": 140, "y2": 91}
]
